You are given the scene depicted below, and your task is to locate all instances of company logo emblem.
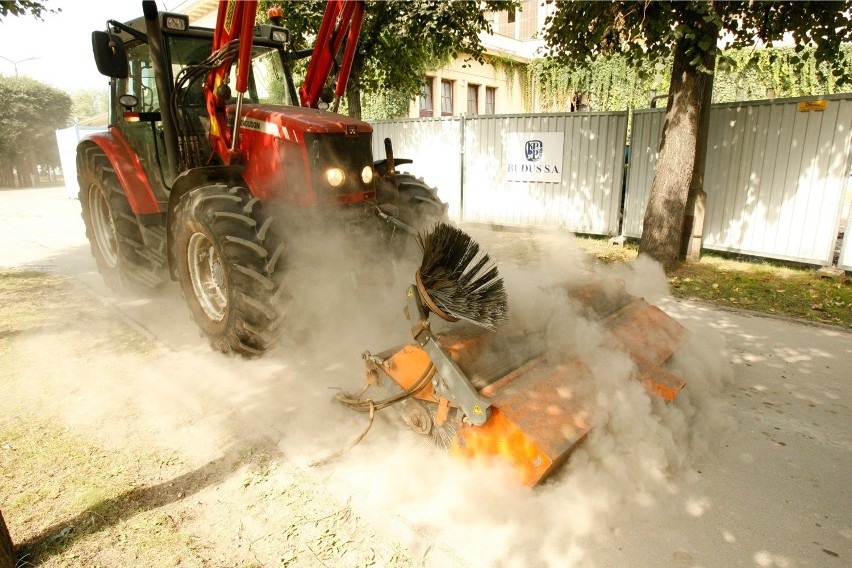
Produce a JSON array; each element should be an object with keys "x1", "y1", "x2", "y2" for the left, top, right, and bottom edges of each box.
[
  {"x1": 346, "y1": 125, "x2": 358, "y2": 137},
  {"x1": 525, "y1": 140, "x2": 543, "y2": 162},
  {"x1": 507, "y1": 133, "x2": 563, "y2": 181}
]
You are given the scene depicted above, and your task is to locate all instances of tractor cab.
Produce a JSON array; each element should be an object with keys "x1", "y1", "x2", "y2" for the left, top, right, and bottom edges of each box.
[{"x1": 93, "y1": 10, "x2": 294, "y2": 202}]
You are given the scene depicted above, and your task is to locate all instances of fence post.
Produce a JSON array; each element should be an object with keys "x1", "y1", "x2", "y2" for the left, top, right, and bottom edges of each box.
[
  {"x1": 459, "y1": 115, "x2": 466, "y2": 222},
  {"x1": 683, "y1": 188, "x2": 706, "y2": 262}
]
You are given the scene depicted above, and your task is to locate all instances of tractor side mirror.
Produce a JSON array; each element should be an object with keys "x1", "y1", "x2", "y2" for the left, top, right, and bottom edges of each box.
[{"x1": 92, "y1": 31, "x2": 128, "y2": 78}]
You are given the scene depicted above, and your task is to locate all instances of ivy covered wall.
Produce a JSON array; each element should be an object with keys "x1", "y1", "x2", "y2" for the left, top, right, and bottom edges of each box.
[
  {"x1": 360, "y1": 44, "x2": 852, "y2": 119},
  {"x1": 526, "y1": 44, "x2": 852, "y2": 113}
]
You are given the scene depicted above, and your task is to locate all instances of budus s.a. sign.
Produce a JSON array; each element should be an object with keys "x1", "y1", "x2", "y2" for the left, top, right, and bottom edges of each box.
[{"x1": 505, "y1": 132, "x2": 564, "y2": 183}]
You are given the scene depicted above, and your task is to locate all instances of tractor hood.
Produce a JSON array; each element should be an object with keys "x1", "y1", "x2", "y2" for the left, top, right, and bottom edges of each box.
[{"x1": 232, "y1": 104, "x2": 372, "y2": 142}]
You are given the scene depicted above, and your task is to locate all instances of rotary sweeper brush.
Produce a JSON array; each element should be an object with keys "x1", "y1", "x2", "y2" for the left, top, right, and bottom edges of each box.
[{"x1": 341, "y1": 223, "x2": 690, "y2": 486}]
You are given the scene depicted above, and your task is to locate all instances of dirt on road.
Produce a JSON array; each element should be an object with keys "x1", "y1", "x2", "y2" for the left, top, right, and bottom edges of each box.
[{"x1": 1, "y1": 186, "x2": 850, "y2": 567}]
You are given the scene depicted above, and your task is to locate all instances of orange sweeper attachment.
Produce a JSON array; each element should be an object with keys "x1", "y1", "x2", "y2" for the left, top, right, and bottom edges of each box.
[{"x1": 340, "y1": 223, "x2": 689, "y2": 486}]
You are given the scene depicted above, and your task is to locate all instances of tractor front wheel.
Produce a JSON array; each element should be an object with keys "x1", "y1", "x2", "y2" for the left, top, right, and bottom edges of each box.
[{"x1": 172, "y1": 184, "x2": 285, "y2": 357}]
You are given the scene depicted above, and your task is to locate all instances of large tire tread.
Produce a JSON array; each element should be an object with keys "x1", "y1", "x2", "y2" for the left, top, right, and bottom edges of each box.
[
  {"x1": 172, "y1": 184, "x2": 285, "y2": 357},
  {"x1": 395, "y1": 174, "x2": 449, "y2": 233},
  {"x1": 77, "y1": 146, "x2": 166, "y2": 294}
]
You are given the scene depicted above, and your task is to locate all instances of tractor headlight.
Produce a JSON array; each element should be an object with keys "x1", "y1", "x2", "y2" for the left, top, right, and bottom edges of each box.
[
  {"x1": 326, "y1": 167, "x2": 345, "y2": 187},
  {"x1": 360, "y1": 165, "x2": 374, "y2": 184}
]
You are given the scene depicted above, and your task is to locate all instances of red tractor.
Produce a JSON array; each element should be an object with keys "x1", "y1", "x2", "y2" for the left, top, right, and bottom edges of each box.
[
  {"x1": 74, "y1": 0, "x2": 694, "y2": 489},
  {"x1": 78, "y1": 0, "x2": 444, "y2": 356}
]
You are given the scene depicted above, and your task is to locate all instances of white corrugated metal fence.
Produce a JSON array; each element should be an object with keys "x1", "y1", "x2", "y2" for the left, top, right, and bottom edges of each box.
[
  {"x1": 462, "y1": 112, "x2": 627, "y2": 234},
  {"x1": 370, "y1": 118, "x2": 463, "y2": 219},
  {"x1": 372, "y1": 112, "x2": 627, "y2": 235},
  {"x1": 372, "y1": 94, "x2": 852, "y2": 267},
  {"x1": 625, "y1": 95, "x2": 852, "y2": 266}
]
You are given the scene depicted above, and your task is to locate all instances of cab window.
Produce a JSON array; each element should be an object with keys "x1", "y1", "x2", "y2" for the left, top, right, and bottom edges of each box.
[{"x1": 119, "y1": 42, "x2": 158, "y2": 111}]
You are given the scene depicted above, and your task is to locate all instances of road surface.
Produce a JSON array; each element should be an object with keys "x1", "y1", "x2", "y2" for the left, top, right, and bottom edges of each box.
[{"x1": 1, "y1": 185, "x2": 849, "y2": 567}]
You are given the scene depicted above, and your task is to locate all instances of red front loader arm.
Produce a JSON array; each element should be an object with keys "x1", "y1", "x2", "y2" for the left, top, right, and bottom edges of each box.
[
  {"x1": 300, "y1": 0, "x2": 365, "y2": 111},
  {"x1": 205, "y1": 0, "x2": 258, "y2": 164},
  {"x1": 204, "y1": 0, "x2": 364, "y2": 164}
]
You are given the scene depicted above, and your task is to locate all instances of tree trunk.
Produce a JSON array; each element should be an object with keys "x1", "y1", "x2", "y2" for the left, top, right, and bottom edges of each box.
[
  {"x1": 29, "y1": 147, "x2": 41, "y2": 188},
  {"x1": 0, "y1": 162, "x2": 13, "y2": 188},
  {"x1": 639, "y1": 35, "x2": 716, "y2": 272},
  {"x1": 0, "y1": 510, "x2": 15, "y2": 568},
  {"x1": 12, "y1": 157, "x2": 24, "y2": 188},
  {"x1": 683, "y1": 187, "x2": 707, "y2": 262},
  {"x1": 345, "y1": 71, "x2": 362, "y2": 119}
]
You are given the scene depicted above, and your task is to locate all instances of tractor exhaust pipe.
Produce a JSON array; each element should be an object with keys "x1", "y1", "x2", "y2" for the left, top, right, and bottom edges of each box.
[{"x1": 383, "y1": 137, "x2": 396, "y2": 183}]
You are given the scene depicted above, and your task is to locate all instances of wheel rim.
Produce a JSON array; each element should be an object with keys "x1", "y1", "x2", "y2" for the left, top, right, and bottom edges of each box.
[
  {"x1": 88, "y1": 183, "x2": 119, "y2": 268},
  {"x1": 187, "y1": 232, "x2": 227, "y2": 322}
]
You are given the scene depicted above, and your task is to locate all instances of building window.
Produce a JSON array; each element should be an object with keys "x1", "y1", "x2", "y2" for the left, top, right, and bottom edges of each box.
[
  {"x1": 419, "y1": 77, "x2": 433, "y2": 117},
  {"x1": 518, "y1": 0, "x2": 538, "y2": 40},
  {"x1": 441, "y1": 79, "x2": 453, "y2": 116},
  {"x1": 485, "y1": 87, "x2": 496, "y2": 115},
  {"x1": 467, "y1": 84, "x2": 479, "y2": 115}
]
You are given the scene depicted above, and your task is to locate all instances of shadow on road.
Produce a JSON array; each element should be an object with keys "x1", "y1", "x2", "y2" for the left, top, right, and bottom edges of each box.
[{"x1": 13, "y1": 444, "x2": 281, "y2": 566}]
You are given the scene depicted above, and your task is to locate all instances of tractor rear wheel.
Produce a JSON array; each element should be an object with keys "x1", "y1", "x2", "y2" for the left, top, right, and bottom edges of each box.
[
  {"x1": 172, "y1": 184, "x2": 285, "y2": 357},
  {"x1": 78, "y1": 146, "x2": 165, "y2": 293}
]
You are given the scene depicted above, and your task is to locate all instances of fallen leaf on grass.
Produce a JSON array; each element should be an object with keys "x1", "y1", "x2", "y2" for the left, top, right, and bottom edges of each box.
[{"x1": 50, "y1": 526, "x2": 75, "y2": 542}]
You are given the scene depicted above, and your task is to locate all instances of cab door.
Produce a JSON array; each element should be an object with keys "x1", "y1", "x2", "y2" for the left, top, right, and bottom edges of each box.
[{"x1": 113, "y1": 41, "x2": 170, "y2": 204}]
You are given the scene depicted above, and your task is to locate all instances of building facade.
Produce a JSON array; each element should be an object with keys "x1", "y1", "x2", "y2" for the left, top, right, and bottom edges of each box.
[
  {"x1": 407, "y1": 0, "x2": 552, "y2": 118},
  {"x1": 172, "y1": 0, "x2": 546, "y2": 119}
]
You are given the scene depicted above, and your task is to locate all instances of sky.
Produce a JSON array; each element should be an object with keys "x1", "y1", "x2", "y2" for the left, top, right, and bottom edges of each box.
[{"x1": 0, "y1": 0, "x2": 185, "y2": 93}]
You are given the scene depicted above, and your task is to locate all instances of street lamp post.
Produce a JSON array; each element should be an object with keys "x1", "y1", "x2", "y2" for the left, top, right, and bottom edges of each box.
[{"x1": 0, "y1": 55, "x2": 38, "y2": 77}]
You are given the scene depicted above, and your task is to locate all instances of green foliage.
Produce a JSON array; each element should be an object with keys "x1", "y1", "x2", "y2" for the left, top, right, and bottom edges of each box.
[
  {"x1": 543, "y1": 2, "x2": 723, "y2": 72},
  {"x1": 0, "y1": 0, "x2": 57, "y2": 20},
  {"x1": 489, "y1": 54, "x2": 535, "y2": 112},
  {"x1": 70, "y1": 88, "x2": 109, "y2": 124},
  {"x1": 259, "y1": 0, "x2": 516, "y2": 116},
  {"x1": 528, "y1": 55, "x2": 670, "y2": 112},
  {"x1": 359, "y1": 89, "x2": 411, "y2": 120},
  {"x1": 525, "y1": 43, "x2": 852, "y2": 113},
  {"x1": 543, "y1": 1, "x2": 852, "y2": 80},
  {"x1": 538, "y1": 2, "x2": 852, "y2": 112},
  {"x1": 0, "y1": 75, "x2": 72, "y2": 165},
  {"x1": 714, "y1": 44, "x2": 852, "y2": 102},
  {"x1": 670, "y1": 254, "x2": 852, "y2": 328}
]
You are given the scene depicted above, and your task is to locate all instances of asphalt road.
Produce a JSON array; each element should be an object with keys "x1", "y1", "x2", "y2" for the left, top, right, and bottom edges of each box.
[{"x1": 1, "y1": 185, "x2": 850, "y2": 567}]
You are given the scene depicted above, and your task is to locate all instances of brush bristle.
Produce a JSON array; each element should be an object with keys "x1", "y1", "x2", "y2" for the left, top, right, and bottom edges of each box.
[{"x1": 416, "y1": 222, "x2": 508, "y2": 330}]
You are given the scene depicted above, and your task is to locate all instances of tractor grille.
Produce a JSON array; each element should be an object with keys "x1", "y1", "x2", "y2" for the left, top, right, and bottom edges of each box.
[{"x1": 303, "y1": 132, "x2": 374, "y2": 201}]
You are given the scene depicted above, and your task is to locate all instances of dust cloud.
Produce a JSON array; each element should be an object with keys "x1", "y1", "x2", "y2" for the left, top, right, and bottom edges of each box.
[
  {"x1": 12, "y1": 223, "x2": 735, "y2": 566},
  {"x1": 235, "y1": 224, "x2": 735, "y2": 567}
]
